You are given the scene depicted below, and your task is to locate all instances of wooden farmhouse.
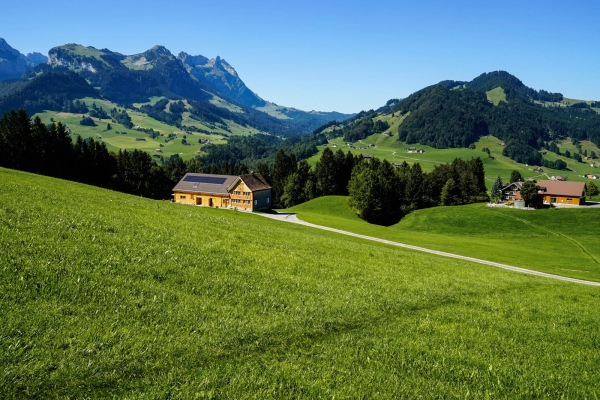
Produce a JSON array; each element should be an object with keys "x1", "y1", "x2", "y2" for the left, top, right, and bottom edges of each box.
[
  {"x1": 536, "y1": 180, "x2": 586, "y2": 205},
  {"x1": 172, "y1": 173, "x2": 272, "y2": 211},
  {"x1": 501, "y1": 182, "x2": 523, "y2": 201}
]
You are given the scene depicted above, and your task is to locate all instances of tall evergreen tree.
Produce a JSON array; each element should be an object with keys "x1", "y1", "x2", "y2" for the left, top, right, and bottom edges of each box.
[
  {"x1": 315, "y1": 147, "x2": 337, "y2": 196},
  {"x1": 490, "y1": 175, "x2": 504, "y2": 203},
  {"x1": 271, "y1": 149, "x2": 297, "y2": 207}
]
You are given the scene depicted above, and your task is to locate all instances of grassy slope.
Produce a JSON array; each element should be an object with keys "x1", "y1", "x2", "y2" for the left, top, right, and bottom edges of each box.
[
  {"x1": 308, "y1": 133, "x2": 600, "y2": 188},
  {"x1": 33, "y1": 97, "x2": 258, "y2": 160},
  {"x1": 486, "y1": 87, "x2": 507, "y2": 105},
  {"x1": 2, "y1": 168, "x2": 600, "y2": 397},
  {"x1": 287, "y1": 196, "x2": 600, "y2": 282}
]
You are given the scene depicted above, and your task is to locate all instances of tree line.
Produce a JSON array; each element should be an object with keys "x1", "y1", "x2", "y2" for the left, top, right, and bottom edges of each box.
[
  {"x1": 0, "y1": 109, "x2": 249, "y2": 199},
  {"x1": 269, "y1": 147, "x2": 488, "y2": 225}
]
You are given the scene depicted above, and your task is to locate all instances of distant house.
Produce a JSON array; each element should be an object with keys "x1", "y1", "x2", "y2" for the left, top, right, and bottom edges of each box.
[
  {"x1": 586, "y1": 174, "x2": 598, "y2": 179},
  {"x1": 534, "y1": 167, "x2": 544, "y2": 173},
  {"x1": 416, "y1": 149, "x2": 425, "y2": 153},
  {"x1": 392, "y1": 162, "x2": 405, "y2": 169},
  {"x1": 537, "y1": 180, "x2": 586, "y2": 205},
  {"x1": 405, "y1": 147, "x2": 417, "y2": 151},
  {"x1": 172, "y1": 173, "x2": 272, "y2": 211},
  {"x1": 332, "y1": 144, "x2": 337, "y2": 148},
  {"x1": 361, "y1": 154, "x2": 373, "y2": 159},
  {"x1": 501, "y1": 182, "x2": 523, "y2": 201},
  {"x1": 155, "y1": 148, "x2": 162, "y2": 152},
  {"x1": 135, "y1": 137, "x2": 146, "y2": 142},
  {"x1": 500, "y1": 142, "x2": 506, "y2": 146},
  {"x1": 550, "y1": 175, "x2": 566, "y2": 181}
]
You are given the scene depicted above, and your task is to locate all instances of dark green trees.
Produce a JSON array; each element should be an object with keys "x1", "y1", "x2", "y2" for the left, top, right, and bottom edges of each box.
[
  {"x1": 520, "y1": 181, "x2": 540, "y2": 207},
  {"x1": 348, "y1": 158, "x2": 402, "y2": 225},
  {"x1": 79, "y1": 116, "x2": 96, "y2": 126},
  {"x1": 510, "y1": 170, "x2": 523, "y2": 182},
  {"x1": 587, "y1": 181, "x2": 599, "y2": 199}
]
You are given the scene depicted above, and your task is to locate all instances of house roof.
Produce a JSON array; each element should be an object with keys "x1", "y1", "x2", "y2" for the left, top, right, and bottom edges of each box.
[
  {"x1": 173, "y1": 173, "x2": 238, "y2": 195},
  {"x1": 239, "y1": 173, "x2": 271, "y2": 191},
  {"x1": 536, "y1": 180, "x2": 586, "y2": 197},
  {"x1": 501, "y1": 181, "x2": 523, "y2": 191}
]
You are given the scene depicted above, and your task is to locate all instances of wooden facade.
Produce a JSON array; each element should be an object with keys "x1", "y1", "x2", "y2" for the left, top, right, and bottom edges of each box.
[
  {"x1": 501, "y1": 182, "x2": 523, "y2": 201},
  {"x1": 537, "y1": 180, "x2": 586, "y2": 206},
  {"x1": 172, "y1": 173, "x2": 272, "y2": 211}
]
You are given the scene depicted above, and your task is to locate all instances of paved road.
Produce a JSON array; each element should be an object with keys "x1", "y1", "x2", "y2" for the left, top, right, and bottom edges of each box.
[{"x1": 260, "y1": 212, "x2": 600, "y2": 287}]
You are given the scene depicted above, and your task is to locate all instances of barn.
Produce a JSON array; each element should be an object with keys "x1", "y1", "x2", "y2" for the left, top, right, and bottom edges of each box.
[{"x1": 172, "y1": 173, "x2": 272, "y2": 211}]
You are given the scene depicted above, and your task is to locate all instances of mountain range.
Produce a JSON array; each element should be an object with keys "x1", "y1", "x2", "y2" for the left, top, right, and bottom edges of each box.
[
  {"x1": 0, "y1": 38, "x2": 47, "y2": 80},
  {"x1": 0, "y1": 38, "x2": 352, "y2": 136}
]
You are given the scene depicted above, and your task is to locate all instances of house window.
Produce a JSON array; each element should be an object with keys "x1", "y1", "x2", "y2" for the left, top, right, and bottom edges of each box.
[
  {"x1": 254, "y1": 200, "x2": 257, "y2": 205},
  {"x1": 180, "y1": 195, "x2": 186, "y2": 199},
  {"x1": 267, "y1": 197, "x2": 270, "y2": 204},
  {"x1": 551, "y1": 197, "x2": 557, "y2": 203},
  {"x1": 567, "y1": 198, "x2": 573, "y2": 202},
  {"x1": 244, "y1": 191, "x2": 251, "y2": 197}
]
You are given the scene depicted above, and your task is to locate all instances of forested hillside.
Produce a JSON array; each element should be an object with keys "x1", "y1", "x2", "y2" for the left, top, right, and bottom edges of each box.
[{"x1": 316, "y1": 71, "x2": 600, "y2": 167}]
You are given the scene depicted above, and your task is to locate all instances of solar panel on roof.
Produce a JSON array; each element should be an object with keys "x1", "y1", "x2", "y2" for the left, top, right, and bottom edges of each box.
[{"x1": 183, "y1": 175, "x2": 227, "y2": 185}]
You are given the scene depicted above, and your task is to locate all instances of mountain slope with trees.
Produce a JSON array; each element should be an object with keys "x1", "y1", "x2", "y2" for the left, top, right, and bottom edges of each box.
[{"x1": 314, "y1": 71, "x2": 600, "y2": 168}]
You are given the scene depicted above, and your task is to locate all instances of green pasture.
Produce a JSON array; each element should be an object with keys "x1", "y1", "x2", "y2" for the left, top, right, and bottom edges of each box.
[
  {"x1": 486, "y1": 87, "x2": 507, "y2": 105},
  {"x1": 34, "y1": 97, "x2": 234, "y2": 160},
  {"x1": 287, "y1": 196, "x2": 600, "y2": 282},
  {"x1": 1, "y1": 168, "x2": 600, "y2": 397},
  {"x1": 308, "y1": 132, "x2": 600, "y2": 187},
  {"x1": 254, "y1": 102, "x2": 293, "y2": 119}
]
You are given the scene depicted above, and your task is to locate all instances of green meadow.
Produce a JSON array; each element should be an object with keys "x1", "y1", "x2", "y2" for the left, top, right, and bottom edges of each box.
[
  {"x1": 486, "y1": 87, "x2": 507, "y2": 105},
  {"x1": 287, "y1": 196, "x2": 600, "y2": 282},
  {"x1": 35, "y1": 96, "x2": 262, "y2": 160},
  {"x1": 2, "y1": 167, "x2": 600, "y2": 397}
]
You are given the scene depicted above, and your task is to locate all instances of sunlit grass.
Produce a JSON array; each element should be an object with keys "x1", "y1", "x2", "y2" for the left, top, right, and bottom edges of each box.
[{"x1": 1, "y1": 168, "x2": 600, "y2": 397}]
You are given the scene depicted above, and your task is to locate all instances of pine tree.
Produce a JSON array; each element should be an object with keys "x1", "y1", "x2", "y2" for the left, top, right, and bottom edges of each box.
[
  {"x1": 314, "y1": 147, "x2": 337, "y2": 196},
  {"x1": 490, "y1": 175, "x2": 503, "y2": 203}
]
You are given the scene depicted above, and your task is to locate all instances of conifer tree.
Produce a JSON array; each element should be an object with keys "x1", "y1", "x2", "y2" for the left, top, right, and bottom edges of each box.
[{"x1": 490, "y1": 175, "x2": 503, "y2": 203}]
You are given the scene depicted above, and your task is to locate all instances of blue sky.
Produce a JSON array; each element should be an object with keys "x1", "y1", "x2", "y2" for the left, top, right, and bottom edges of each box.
[{"x1": 1, "y1": 0, "x2": 599, "y2": 113}]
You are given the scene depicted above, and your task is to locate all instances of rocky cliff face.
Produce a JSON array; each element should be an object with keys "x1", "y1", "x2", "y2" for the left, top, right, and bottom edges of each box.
[
  {"x1": 0, "y1": 38, "x2": 35, "y2": 80},
  {"x1": 179, "y1": 52, "x2": 266, "y2": 107}
]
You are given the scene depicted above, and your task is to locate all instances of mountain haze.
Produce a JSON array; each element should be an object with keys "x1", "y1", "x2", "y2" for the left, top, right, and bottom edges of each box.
[{"x1": 0, "y1": 38, "x2": 47, "y2": 80}]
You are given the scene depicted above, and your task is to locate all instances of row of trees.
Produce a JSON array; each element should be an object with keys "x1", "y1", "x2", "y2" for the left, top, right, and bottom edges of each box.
[{"x1": 269, "y1": 147, "x2": 488, "y2": 225}]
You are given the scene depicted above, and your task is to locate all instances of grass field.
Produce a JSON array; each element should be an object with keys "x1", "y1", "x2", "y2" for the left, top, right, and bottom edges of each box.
[
  {"x1": 308, "y1": 132, "x2": 600, "y2": 188},
  {"x1": 287, "y1": 196, "x2": 600, "y2": 282},
  {"x1": 486, "y1": 87, "x2": 507, "y2": 105},
  {"x1": 2, "y1": 168, "x2": 600, "y2": 397},
  {"x1": 33, "y1": 97, "x2": 262, "y2": 160}
]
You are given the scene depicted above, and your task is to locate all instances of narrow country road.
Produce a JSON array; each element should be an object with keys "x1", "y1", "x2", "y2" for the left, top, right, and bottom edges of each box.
[{"x1": 260, "y1": 213, "x2": 600, "y2": 287}]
